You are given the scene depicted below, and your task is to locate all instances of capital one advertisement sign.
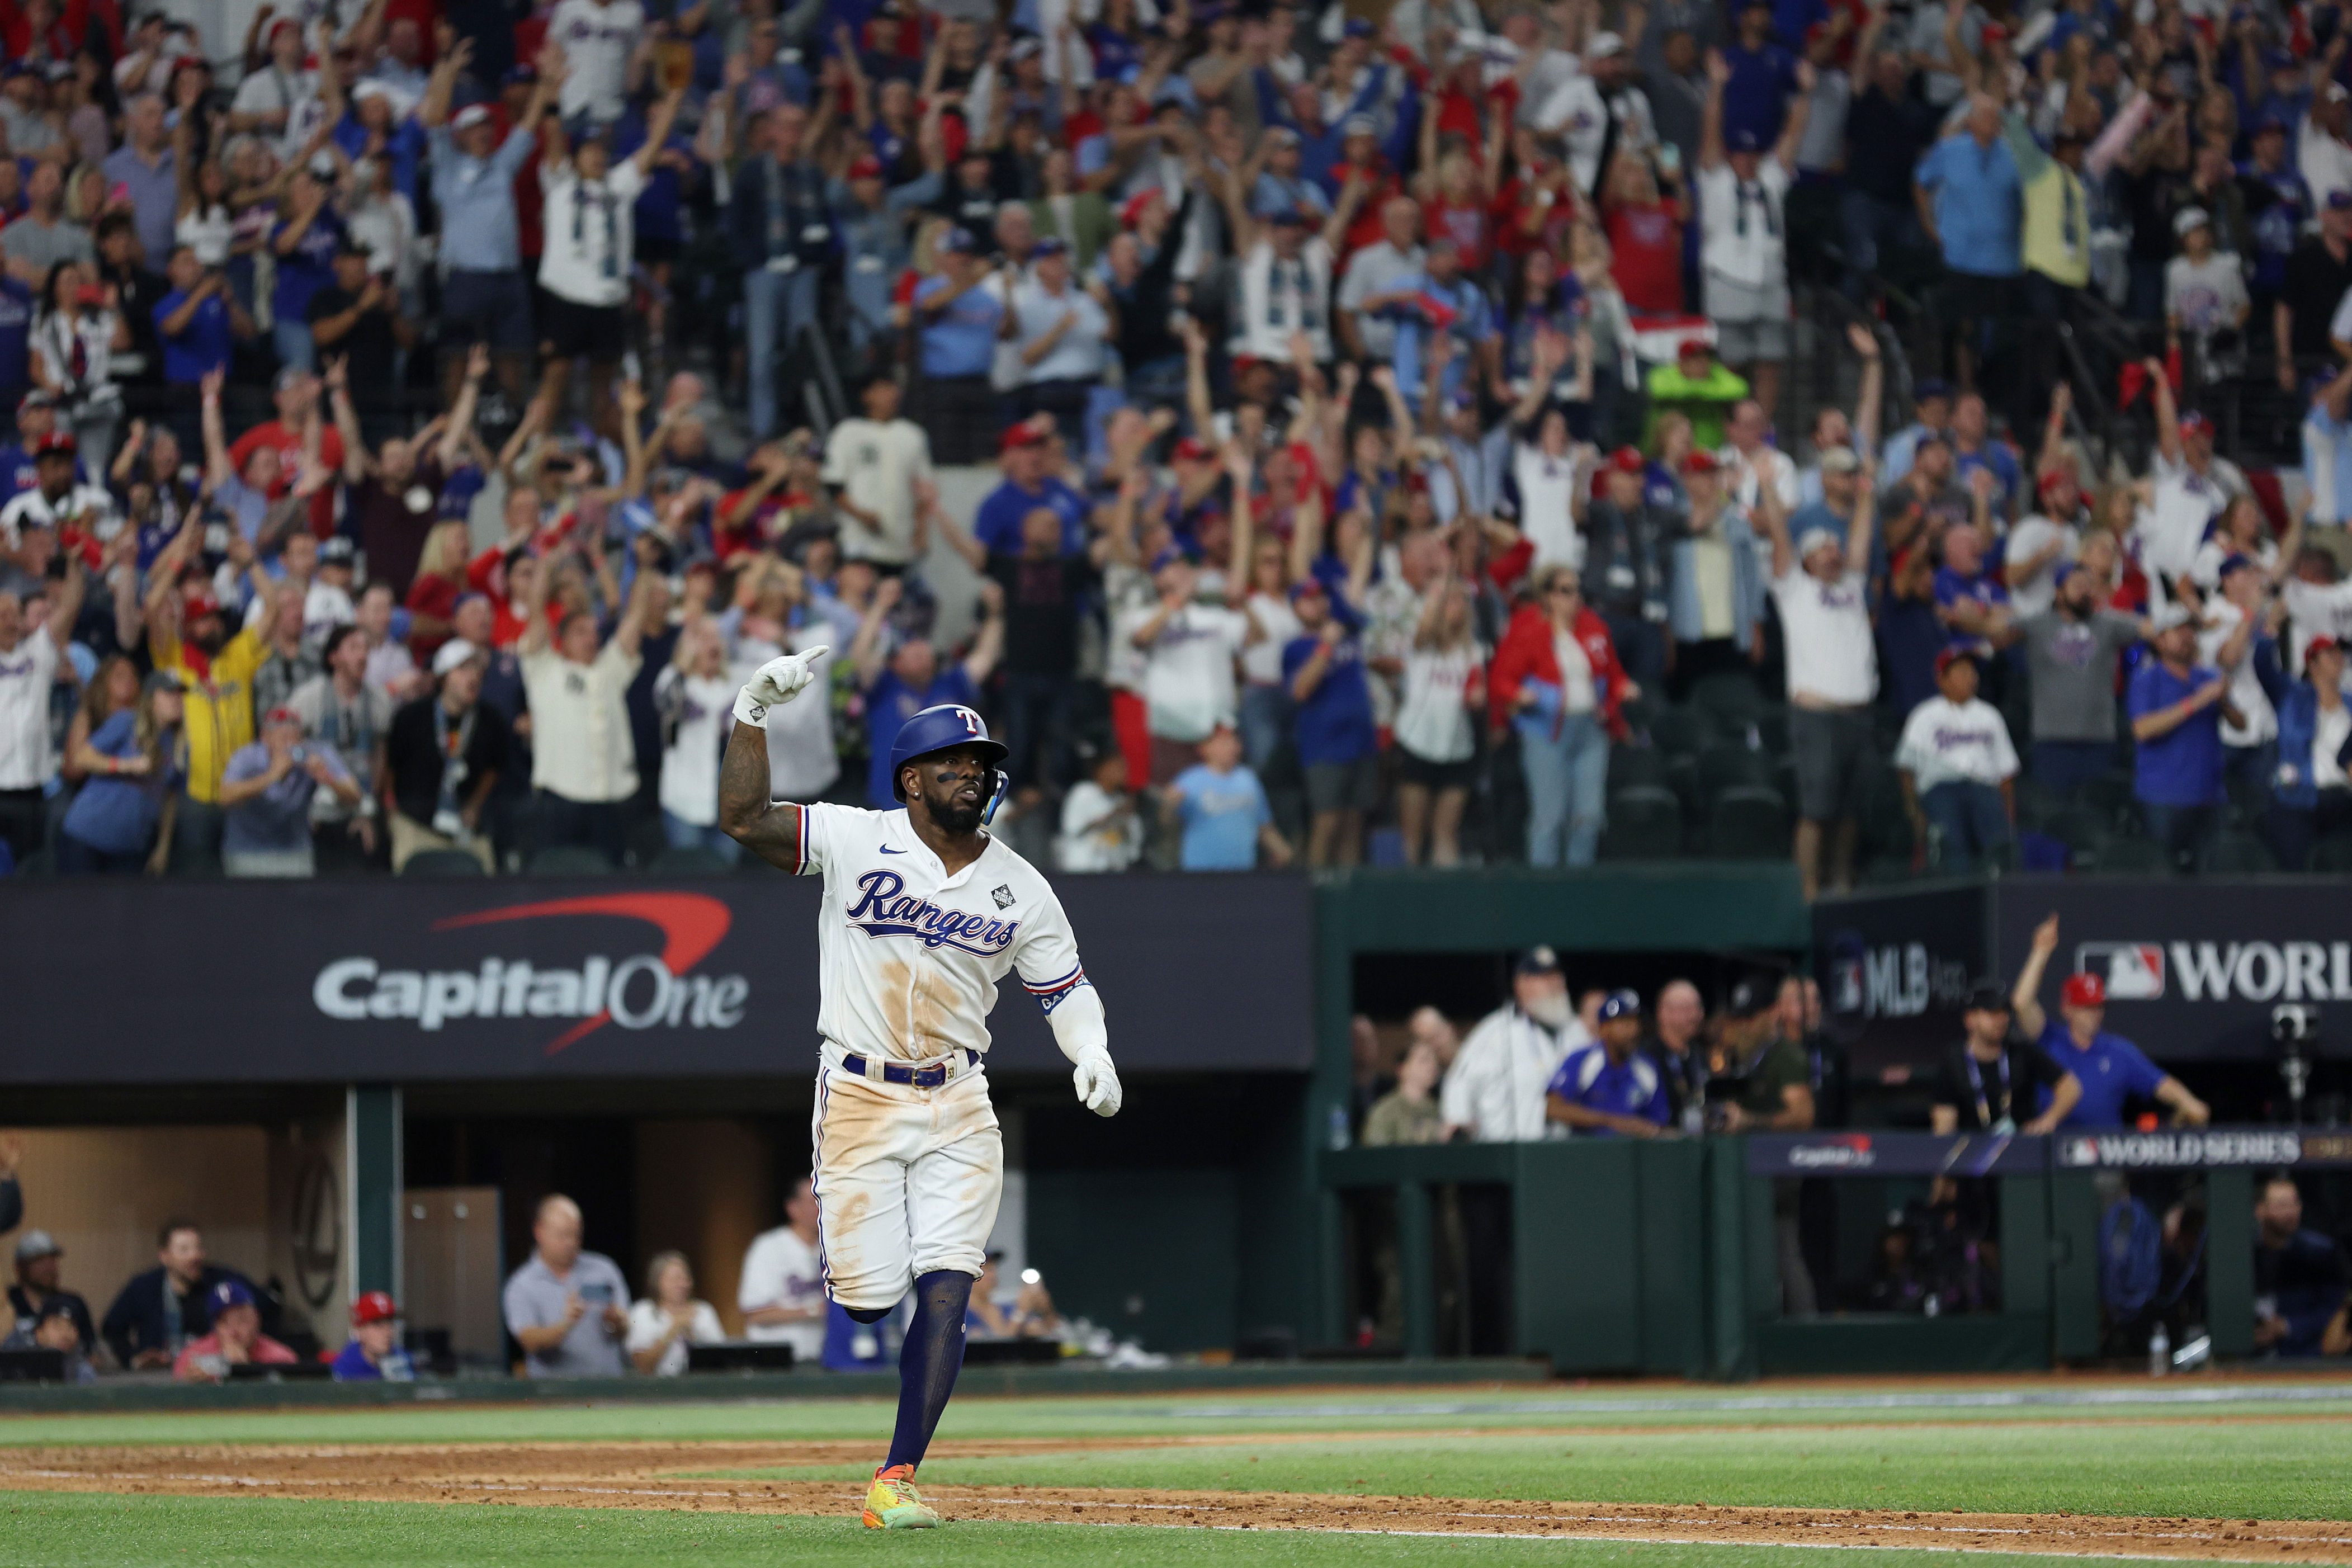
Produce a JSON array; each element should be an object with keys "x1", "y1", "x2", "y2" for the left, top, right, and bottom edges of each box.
[
  {"x1": 1992, "y1": 880, "x2": 2352, "y2": 1062},
  {"x1": 0, "y1": 876, "x2": 1313, "y2": 1085}
]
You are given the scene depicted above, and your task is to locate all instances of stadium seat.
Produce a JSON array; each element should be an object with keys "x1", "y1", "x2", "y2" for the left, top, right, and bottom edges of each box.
[
  {"x1": 1689, "y1": 670, "x2": 1766, "y2": 732},
  {"x1": 2079, "y1": 773, "x2": 2136, "y2": 828},
  {"x1": 530, "y1": 846, "x2": 621, "y2": 877},
  {"x1": 2084, "y1": 835, "x2": 2172, "y2": 876},
  {"x1": 2013, "y1": 777, "x2": 2061, "y2": 832},
  {"x1": 2224, "y1": 772, "x2": 2269, "y2": 831},
  {"x1": 1607, "y1": 745, "x2": 1670, "y2": 792},
  {"x1": 1858, "y1": 768, "x2": 1918, "y2": 861},
  {"x1": 1600, "y1": 786, "x2": 1684, "y2": 859},
  {"x1": 2198, "y1": 830, "x2": 2278, "y2": 875},
  {"x1": 1647, "y1": 705, "x2": 1713, "y2": 756},
  {"x1": 399, "y1": 849, "x2": 487, "y2": 879},
  {"x1": 1708, "y1": 786, "x2": 1789, "y2": 859},
  {"x1": 1697, "y1": 743, "x2": 1775, "y2": 799},
  {"x1": 1751, "y1": 706, "x2": 1791, "y2": 757},
  {"x1": 651, "y1": 846, "x2": 735, "y2": 876},
  {"x1": 2047, "y1": 805, "x2": 2111, "y2": 857},
  {"x1": 2311, "y1": 834, "x2": 2352, "y2": 873}
]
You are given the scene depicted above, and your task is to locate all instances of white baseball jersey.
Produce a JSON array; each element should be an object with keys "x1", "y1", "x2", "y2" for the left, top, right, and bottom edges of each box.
[{"x1": 797, "y1": 800, "x2": 1088, "y2": 1064}]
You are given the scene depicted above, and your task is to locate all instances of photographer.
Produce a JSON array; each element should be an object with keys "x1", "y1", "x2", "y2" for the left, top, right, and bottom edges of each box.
[{"x1": 1930, "y1": 983, "x2": 2079, "y2": 1135}]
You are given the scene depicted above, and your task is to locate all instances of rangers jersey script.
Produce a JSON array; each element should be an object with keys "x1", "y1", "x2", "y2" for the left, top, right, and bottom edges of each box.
[{"x1": 798, "y1": 801, "x2": 1089, "y2": 1063}]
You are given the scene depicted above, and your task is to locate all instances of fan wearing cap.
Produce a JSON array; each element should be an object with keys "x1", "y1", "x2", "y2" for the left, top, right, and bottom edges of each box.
[
  {"x1": 2003, "y1": 462, "x2": 2085, "y2": 620},
  {"x1": 0, "y1": 510, "x2": 86, "y2": 862},
  {"x1": 1214, "y1": 159, "x2": 1341, "y2": 368},
  {"x1": 1441, "y1": 946, "x2": 1588, "y2": 1143},
  {"x1": 1545, "y1": 990, "x2": 1674, "y2": 1138},
  {"x1": 9, "y1": 1228, "x2": 95, "y2": 1358},
  {"x1": 1537, "y1": 31, "x2": 1660, "y2": 196},
  {"x1": 2137, "y1": 357, "x2": 2249, "y2": 584},
  {"x1": 2011, "y1": 914, "x2": 2210, "y2": 1128},
  {"x1": 1336, "y1": 195, "x2": 1427, "y2": 365},
  {"x1": 0, "y1": 427, "x2": 112, "y2": 551},
  {"x1": 330, "y1": 1291, "x2": 417, "y2": 1381},
  {"x1": 384, "y1": 637, "x2": 509, "y2": 871},
  {"x1": 216, "y1": 700, "x2": 359, "y2": 877},
  {"x1": 1759, "y1": 447, "x2": 1878, "y2": 895},
  {"x1": 1, "y1": 1294, "x2": 95, "y2": 1383},
  {"x1": 1008, "y1": 235, "x2": 1111, "y2": 447},
  {"x1": 172, "y1": 1277, "x2": 300, "y2": 1382},
  {"x1": 2127, "y1": 600, "x2": 2238, "y2": 868},
  {"x1": 1928, "y1": 983, "x2": 2077, "y2": 1135},
  {"x1": 2250, "y1": 632, "x2": 2352, "y2": 868},
  {"x1": 1697, "y1": 46, "x2": 1811, "y2": 416},
  {"x1": 1666, "y1": 446, "x2": 1767, "y2": 688},
  {"x1": 1581, "y1": 445, "x2": 1675, "y2": 694},
  {"x1": 1703, "y1": 974, "x2": 1816, "y2": 1137},
  {"x1": 228, "y1": 15, "x2": 318, "y2": 147},
  {"x1": 1893, "y1": 647, "x2": 2018, "y2": 873},
  {"x1": 2165, "y1": 204, "x2": 2251, "y2": 356},
  {"x1": 910, "y1": 228, "x2": 1010, "y2": 465}
]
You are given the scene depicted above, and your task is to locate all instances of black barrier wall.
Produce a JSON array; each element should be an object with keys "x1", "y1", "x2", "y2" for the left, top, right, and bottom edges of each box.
[{"x1": 0, "y1": 875, "x2": 1315, "y2": 1084}]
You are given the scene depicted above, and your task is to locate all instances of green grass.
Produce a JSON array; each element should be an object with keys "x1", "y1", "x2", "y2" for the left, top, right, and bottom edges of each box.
[
  {"x1": 6, "y1": 1384, "x2": 2352, "y2": 1449},
  {"x1": 696, "y1": 1420, "x2": 2352, "y2": 1520},
  {"x1": 0, "y1": 1492, "x2": 2239, "y2": 1568}
]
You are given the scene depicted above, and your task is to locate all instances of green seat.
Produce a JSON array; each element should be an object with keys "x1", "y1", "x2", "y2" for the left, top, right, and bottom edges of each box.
[
  {"x1": 1709, "y1": 786, "x2": 1789, "y2": 859},
  {"x1": 1600, "y1": 786, "x2": 1684, "y2": 859},
  {"x1": 399, "y1": 849, "x2": 486, "y2": 879},
  {"x1": 2198, "y1": 830, "x2": 2277, "y2": 875}
]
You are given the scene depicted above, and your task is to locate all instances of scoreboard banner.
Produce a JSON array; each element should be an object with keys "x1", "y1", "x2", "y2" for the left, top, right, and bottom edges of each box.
[
  {"x1": 1750, "y1": 1128, "x2": 2348, "y2": 1175},
  {"x1": 0, "y1": 873, "x2": 1315, "y2": 1085}
]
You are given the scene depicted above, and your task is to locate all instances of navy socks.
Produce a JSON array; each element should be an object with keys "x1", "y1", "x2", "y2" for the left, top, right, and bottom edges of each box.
[{"x1": 883, "y1": 1269, "x2": 974, "y2": 1472}]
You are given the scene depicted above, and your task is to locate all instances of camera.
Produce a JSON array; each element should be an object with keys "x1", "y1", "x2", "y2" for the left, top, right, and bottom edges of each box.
[{"x1": 2273, "y1": 1004, "x2": 2320, "y2": 1046}]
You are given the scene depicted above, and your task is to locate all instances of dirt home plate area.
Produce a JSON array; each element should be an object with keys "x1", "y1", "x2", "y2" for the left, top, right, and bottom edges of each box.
[{"x1": 6, "y1": 1432, "x2": 2352, "y2": 1560}]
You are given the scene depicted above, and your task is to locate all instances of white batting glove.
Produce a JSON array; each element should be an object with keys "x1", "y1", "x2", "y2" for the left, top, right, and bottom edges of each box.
[
  {"x1": 1071, "y1": 1046, "x2": 1122, "y2": 1118},
  {"x1": 733, "y1": 645, "x2": 830, "y2": 728}
]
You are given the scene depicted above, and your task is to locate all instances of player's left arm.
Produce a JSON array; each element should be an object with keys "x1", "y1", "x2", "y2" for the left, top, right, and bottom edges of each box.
[
  {"x1": 717, "y1": 646, "x2": 831, "y2": 870},
  {"x1": 1017, "y1": 893, "x2": 1120, "y2": 1117}
]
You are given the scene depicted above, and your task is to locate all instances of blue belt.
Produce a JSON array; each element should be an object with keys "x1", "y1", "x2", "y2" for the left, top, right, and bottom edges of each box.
[{"x1": 839, "y1": 1049, "x2": 977, "y2": 1088}]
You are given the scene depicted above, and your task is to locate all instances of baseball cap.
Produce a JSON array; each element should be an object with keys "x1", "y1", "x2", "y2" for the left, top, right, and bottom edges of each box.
[
  {"x1": 2061, "y1": 971, "x2": 2107, "y2": 1009},
  {"x1": 1597, "y1": 988, "x2": 1641, "y2": 1023},
  {"x1": 1151, "y1": 77, "x2": 1197, "y2": 111},
  {"x1": 210, "y1": 1278, "x2": 256, "y2": 1312},
  {"x1": 502, "y1": 63, "x2": 539, "y2": 85},
  {"x1": 1031, "y1": 235, "x2": 1069, "y2": 258},
  {"x1": 2174, "y1": 205, "x2": 2212, "y2": 237},
  {"x1": 1913, "y1": 377, "x2": 1951, "y2": 403},
  {"x1": 320, "y1": 536, "x2": 356, "y2": 564},
  {"x1": 1343, "y1": 17, "x2": 1375, "y2": 37},
  {"x1": 2329, "y1": 190, "x2": 2352, "y2": 212},
  {"x1": 1342, "y1": 112, "x2": 1379, "y2": 139},
  {"x1": 1118, "y1": 191, "x2": 1159, "y2": 229},
  {"x1": 1287, "y1": 578, "x2": 1327, "y2": 604},
  {"x1": 262, "y1": 705, "x2": 303, "y2": 729},
  {"x1": 2255, "y1": 111, "x2": 2289, "y2": 135},
  {"x1": 143, "y1": 668, "x2": 186, "y2": 695},
  {"x1": 451, "y1": 103, "x2": 493, "y2": 131},
  {"x1": 273, "y1": 365, "x2": 312, "y2": 393},
  {"x1": 1796, "y1": 526, "x2": 1843, "y2": 561},
  {"x1": 182, "y1": 589, "x2": 222, "y2": 620},
  {"x1": 431, "y1": 637, "x2": 482, "y2": 677},
  {"x1": 2148, "y1": 602, "x2": 2195, "y2": 634},
  {"x1": 2308, "y1": 635, "x2": 2345, "y2": 659},
  {"x1": 1265, "y1": 204, "x2": 1308, "y2": 227},
  {"x1": 34, "y1": 431, "x2": 75, "y2": 457},
  {"x1": 1981, "y1": 20, "x2": 2009, "y2": 42},
  {"x1": 1008, "y1": 34, "x2": 1044, "y2": 60},
  {"x1": 1963, "y1": 982, "x2": 2011, "y2": 1014},
  {"x1": 999, "y1": 422, "x2": 1050, "y2": 454},
  {"x1": 1585, "y1": 30, "x2": 1625, "y2": 58},
  {"x1": 13, "y1": 1228, "x2": 60, "y2": 1262},
  {"x1": 1265, "y1": 125, "x2": 1300, "y2": 147},
  {"x1": 1677, "y1": 336, "x2": 1711, "y2": 360},
  {"x1": 1723, "y1": 975, "x2": 1779, "y2": 1019},
  {"x1": 1818, "y1": 446, "x2": 1861, "y2": 475},
  {"x1": 847, "y1": 155, "x2": 882, "y2": 180},
  {"x1": 1608, "y1": 445, "x2": 1645, "y2": 475},
  {"x1": 1148, "y1": 546, "x2": 1187, "y2": 573},
  {"x1": 1682, "y1": 450, "x2": 1720, "y2": 476},
  {"x1": 1727, "y1": 127, "x2": 1764, "y2": 153},
  {"x1": 2037, "y1": 466, "x2": 2076, "y2": 496},
  {"x1": 1171, "y1": 436, "x2": 1214, "y2": 462},
  {"x1": 938, "y1": 225, "x2": 979, "y2": 254},
  {"x1": 2179, "y1": 409, "x2": 2214, "y2": 436},
  {"x1": 1934, "y1": 645, "x2": 1978, "y2": 678},
  {"x1": 1514, "y1": 944, "x2": 1563, "y2": 978},
  {"x1": 2218, "y1": 551, "x2": 2256, "y2": 579},
  {"x1": 351, "y1": 1290, "x2": 400, "y2": 1326},
  {"x1": 2266, "y1": 47, "x2": 2299, "y2": 70}
]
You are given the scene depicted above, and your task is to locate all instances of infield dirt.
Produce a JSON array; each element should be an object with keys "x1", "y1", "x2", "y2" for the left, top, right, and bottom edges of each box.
[{"x1": 1, "y1": 1438, "x2": 2349, "y2": 1558}]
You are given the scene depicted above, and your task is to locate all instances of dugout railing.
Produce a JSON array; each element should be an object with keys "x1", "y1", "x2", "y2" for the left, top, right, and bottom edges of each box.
[{"x1": 1320, "y1": 1128, "x2": 2342, "y2": 1377}]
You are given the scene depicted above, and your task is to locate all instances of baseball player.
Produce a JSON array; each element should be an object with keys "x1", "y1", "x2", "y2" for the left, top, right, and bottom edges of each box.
[{"x1": 717, "y1": 645, "x2": 1122, "y2": 1531}]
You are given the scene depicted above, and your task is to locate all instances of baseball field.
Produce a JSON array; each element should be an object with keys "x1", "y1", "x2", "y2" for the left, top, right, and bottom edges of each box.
[{"x1": 4, "y1": 1377, "x2": 2352, "y2": 1565}]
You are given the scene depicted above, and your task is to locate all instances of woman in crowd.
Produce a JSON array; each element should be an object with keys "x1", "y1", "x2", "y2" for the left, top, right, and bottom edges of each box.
[
  {"x1": 403, "y1": 519, "x2": 474, "y2": 664},
  {"x1": 59, "y1": 666, "x2": 184, "y2": 874},
  {"x1": 626, "y1": 1251, "x2": 723, "y2": 1377},
  {"x1": 1393, "y1": 572, "x2": 1485, "y2": 867},
  {"x1": 1493, "y1": 564, "x2": 1631, "y2": 867},
  {"x1": 32, "y1": 258, "x2": 127, "y2": 473}
]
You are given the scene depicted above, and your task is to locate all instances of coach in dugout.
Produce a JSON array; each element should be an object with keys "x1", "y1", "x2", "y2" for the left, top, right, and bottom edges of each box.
[{"x1": 2008, "y1": 915, "x2": 2212, "y2": 1130}]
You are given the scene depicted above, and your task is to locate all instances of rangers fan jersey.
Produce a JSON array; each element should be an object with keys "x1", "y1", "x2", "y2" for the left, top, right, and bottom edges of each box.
[{"x1": 797, "y1": 802, "x2": 1089, "y2": 1064}]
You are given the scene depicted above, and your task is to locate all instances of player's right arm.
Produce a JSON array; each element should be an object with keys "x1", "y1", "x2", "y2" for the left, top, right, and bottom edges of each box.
[{"x1": 717, "y1": 648, "x2": 830, "y2": 870}]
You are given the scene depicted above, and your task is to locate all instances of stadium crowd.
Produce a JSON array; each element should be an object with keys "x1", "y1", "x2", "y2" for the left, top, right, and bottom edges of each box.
[{"x1": 1, "y1": 0, "x2": 2352, "y2": 887}]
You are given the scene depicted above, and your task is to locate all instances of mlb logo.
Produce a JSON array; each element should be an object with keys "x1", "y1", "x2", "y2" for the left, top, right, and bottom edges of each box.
[{"x1": 2075, "y1": 943, "x2": 2166, "y2": 1000}]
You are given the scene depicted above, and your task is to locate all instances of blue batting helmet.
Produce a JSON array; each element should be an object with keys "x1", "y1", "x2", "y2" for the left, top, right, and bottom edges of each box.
[{"x1": 889, "y1": 704, "x2": 1011, "y2": 817}]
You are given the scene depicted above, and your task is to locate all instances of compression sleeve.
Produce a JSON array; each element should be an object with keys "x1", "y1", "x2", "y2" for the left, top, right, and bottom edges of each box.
[{"x1": 1045, "y1": 982, "x2": 1108, "y2": 1066}]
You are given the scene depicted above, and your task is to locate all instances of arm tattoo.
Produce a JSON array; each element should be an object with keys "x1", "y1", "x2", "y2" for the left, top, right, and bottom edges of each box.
[{"x1": 717, "y1": 722, "x2": 803, "y2": 870}]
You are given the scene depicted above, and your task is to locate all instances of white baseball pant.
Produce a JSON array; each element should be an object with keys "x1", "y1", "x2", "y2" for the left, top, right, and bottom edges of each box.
[{"x1": 811, "y1": 1060, "x2": 1004, "y2": 1311}]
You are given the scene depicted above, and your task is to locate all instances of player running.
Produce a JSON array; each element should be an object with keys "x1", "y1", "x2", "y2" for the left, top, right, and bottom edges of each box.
[{"x1": 717, "y1": 646, "x2": 1122, "y2": 1530}]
